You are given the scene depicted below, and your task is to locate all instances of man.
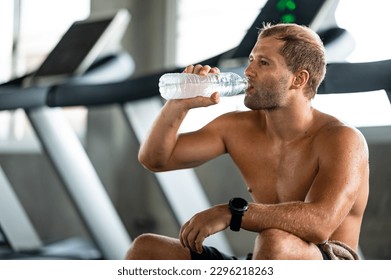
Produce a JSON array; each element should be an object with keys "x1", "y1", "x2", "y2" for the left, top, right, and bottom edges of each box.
[{"x1": 126, "y1": 23, "x2": 369, "y2": 260}]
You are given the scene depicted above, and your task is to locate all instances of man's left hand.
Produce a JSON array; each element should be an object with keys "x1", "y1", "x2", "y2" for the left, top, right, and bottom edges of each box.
[{"x1": 179, "y1": 204, "x2": 231, "y2": 253}]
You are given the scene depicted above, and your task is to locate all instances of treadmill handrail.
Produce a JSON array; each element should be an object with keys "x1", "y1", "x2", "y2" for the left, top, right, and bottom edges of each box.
[
  {"x1": 44, "y1": 59, "x2": 391, "y2": 108},
  {"x1": 318, "y1": 59, "x2": 391, "y2": 94},
  {"x1": 0, "y1": 86, "x2": 48, "y2": 110}
]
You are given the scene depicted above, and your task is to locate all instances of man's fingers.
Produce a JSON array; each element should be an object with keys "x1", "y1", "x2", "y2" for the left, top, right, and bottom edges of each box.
[
  {"x1": 186, "y1": 229, "x2": 199, "y2": 252},
  {"x1": 210, "y1": 92, "x2": 220, "y2": 104},
  {"x1": 183, "y1": 65, "x2": 194, "y2": 73},
  {"x1": 179, "y1": 221, "x2": 205, "y2": 253},
  {"x1": 199, "y1": 65, "x2": 211, "y2": 76},
  {"x1": 193, "y1": 64, "x2": 204, "y2": 74},
  {"x1": 181, "y1": 226, "x2": 198, "y2": 252},
  {"x1": 183, "y1": 64, "x2": 219, "y2": 75},
  {"x1": 210, "y1": 67, "x2": 220, "y2": 74},
  {"x1": 195, "y1": 235, "x2": 205, "y2": 254},
  {"x1": 180, "y1": 224, "x2": 190, "y2": 249}
]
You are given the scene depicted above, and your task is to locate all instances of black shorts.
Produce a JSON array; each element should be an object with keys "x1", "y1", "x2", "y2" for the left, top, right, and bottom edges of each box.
[{"x1": 190, "y1": 245, "x2": 330, "y2": 260}]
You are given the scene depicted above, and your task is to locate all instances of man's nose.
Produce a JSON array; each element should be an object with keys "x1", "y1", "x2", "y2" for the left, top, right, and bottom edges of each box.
[{"x1": 244, "y1": 63, "x2": 253, "y2": 78}]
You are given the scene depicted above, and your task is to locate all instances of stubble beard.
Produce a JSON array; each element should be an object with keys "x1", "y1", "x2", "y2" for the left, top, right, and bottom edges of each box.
[
  {"x1": 244, "y1": 75, "x2": 290, "y2": 111},
  {"x1": 244, "y1": 89, "x2": 281, "y2": 110}
]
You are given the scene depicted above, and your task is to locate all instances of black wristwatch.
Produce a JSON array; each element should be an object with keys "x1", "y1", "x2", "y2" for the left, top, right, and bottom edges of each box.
[{"x1": 228, "y1": 197, "x2": 248, "y2": 231}]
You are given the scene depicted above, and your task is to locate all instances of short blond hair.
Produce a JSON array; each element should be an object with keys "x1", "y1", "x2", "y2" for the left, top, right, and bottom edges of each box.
[{"x1": 259, "y1": 23, "x2": 326, "y2": 99}]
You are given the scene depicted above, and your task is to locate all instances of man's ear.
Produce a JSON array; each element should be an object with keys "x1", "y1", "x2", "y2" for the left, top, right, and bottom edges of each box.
[{"x1": 291, "y1": 69, "x2": 309, "y2": 89}]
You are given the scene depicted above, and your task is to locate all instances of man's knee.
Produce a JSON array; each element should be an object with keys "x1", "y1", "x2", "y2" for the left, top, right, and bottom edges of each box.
[
  {"x1": 125, "y1": 233, "x2": 191, "y2": 260},
  {"x1": 253, "y1": 228, "x2": 311, "y2": 260},
  {"x1": 125, "y1": 233, "x2": 159, "y2": 260}
]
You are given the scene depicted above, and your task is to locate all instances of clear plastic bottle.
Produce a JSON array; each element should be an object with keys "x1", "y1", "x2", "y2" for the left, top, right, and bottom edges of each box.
[{"x1": 158, "y1": 72, "x2": 248, "y2": 100}]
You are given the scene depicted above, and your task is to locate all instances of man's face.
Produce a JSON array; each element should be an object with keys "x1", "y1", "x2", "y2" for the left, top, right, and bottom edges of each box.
[{"x1": 244, "y1": 36, "x2": 293, "y2": 111}]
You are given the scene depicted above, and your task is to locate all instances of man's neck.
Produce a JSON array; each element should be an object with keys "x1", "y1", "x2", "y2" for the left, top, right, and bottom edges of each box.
[{"x1": 262, "y1": 99, "x2": 314, "y2": 143}]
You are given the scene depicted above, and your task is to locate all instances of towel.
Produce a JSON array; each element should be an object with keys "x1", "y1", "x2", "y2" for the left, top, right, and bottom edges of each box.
[{"x1": 318, "y1": 240, "x2": 360, "y2": 260}]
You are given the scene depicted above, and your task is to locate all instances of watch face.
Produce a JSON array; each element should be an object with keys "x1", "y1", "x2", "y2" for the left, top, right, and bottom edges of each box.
[{"x1": 230, "y1": 197, "x2": 248, "y2": 212}]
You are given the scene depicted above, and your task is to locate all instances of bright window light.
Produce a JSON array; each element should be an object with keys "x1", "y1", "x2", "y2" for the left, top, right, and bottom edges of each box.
[
  {"x1": 313, "y1": 91, "x2": 391, "y2": 127},
  {"x1": 19, "y1": 0, "x2": 90, "y2": 74},
  {"x1": 336, "y1": 0, "x2": 391, "y2": 63},
  {"x1": 0, "y1": 1, "x2": 13, "y2": 83},
  {"x1": 176, "y1": 0, "x2": 265, "y2": 66},
  {"x1": 0, "y1": 0, "x2": 90, "y2": 148}
]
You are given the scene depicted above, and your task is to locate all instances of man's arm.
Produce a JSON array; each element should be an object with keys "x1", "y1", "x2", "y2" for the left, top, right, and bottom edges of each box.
[
  {"x1": 179, "y1": 125, "x2": 369, "y2": 252},
  {"x1": 241, "y1": 125, "x2": 369, "y2": 243},
  {"x1": 138, "y1": 65, "x2": 226, "y2": 172}
]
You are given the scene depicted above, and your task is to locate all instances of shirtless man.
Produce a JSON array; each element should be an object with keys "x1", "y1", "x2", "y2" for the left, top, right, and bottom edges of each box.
[{"x1": 126, "y1": 23, "x2": 369, "y2": 260}]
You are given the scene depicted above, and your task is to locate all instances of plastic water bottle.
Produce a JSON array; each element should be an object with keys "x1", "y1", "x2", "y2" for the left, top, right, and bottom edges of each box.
[{"x1": 159, "y1": 72, "x2": 248, "y2": 100}]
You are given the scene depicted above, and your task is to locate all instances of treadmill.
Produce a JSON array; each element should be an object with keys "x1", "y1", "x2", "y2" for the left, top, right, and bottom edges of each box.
[{"x1": 0, "y1": 10, "x2": 132, "y2": 260}]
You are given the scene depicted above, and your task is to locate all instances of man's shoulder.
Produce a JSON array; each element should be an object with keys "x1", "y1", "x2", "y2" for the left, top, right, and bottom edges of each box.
[
  {"x1": 313, "y1": 112, "x2": 368, "y2": 153},
  {"x1": 316, "y1": 116, "x2": 363, "y2": 139},
  {"x1": 213, "y1": 110, "x2": 259, "y2": 125}
]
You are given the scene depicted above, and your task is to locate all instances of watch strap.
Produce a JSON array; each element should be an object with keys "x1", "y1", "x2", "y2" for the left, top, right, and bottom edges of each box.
[{"x1": 229, "y1": 212, "x2": 243, "y2": 231}]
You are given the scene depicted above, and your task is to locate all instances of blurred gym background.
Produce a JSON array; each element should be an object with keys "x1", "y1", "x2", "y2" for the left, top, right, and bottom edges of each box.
[{"x1": 0, "y1": 0, "x2": 390, "y2": 259}]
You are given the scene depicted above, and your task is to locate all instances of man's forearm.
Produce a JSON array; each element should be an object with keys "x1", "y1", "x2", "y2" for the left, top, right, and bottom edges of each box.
[{"x1": 241, "y1": 202, "x2": 335, "y2": 244}]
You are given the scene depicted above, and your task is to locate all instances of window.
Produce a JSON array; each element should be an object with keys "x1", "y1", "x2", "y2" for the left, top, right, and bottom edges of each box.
[
  {"x1": 0, "y1": 1, "x2": 14, "y2": 83},
  {"x1": 176, "y1": 0, "x2": 265, "y2": 66},
  {"x1": 0, "y1": 0, "x2": 90, "y2": 151},
  {"x1": 17, "y1": 0, "x2": 90, "y2": 75}
]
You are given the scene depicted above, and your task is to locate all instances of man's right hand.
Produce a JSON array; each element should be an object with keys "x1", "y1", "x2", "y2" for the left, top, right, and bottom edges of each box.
[{"x1": 172, "y1": 64, "x2": 221, "y2": 108}]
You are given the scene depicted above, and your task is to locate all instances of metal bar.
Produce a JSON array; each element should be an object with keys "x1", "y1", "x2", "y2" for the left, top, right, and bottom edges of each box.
[
  {"x1": 0, "y1": 165, "x2": 42, "y2": 251},
  {"x1": 26, "y1": 107, "x2": 131, "y2": 259}
]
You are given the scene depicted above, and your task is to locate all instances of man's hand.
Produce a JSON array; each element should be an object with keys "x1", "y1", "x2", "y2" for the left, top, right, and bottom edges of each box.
[
  {"x1": 183, "y1": 64, "x2": 220, "y2": 76},
  {"x1": 179, "y1": 204, "x2": 231, "y2": 253},
  {"x1": 171, "y1": 64, "x2": 221, "y2": 108}
]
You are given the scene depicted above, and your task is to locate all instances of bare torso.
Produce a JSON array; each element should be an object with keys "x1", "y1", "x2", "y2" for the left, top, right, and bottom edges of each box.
[{"x1": 218, "y1": 108, "x2": 368, "y2": 250}]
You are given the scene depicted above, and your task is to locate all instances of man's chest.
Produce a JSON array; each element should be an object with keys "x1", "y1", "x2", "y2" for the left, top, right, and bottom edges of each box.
[{"x1": 228, "y1": 139, "x2": 319, "y2": 203}]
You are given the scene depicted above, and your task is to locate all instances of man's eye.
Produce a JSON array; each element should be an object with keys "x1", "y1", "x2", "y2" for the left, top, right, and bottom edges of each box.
[{"x1": 260, "y1": 60, "x2": 268, "y2": 66}]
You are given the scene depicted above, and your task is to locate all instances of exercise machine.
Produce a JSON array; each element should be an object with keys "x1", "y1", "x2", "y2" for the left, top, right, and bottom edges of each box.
[{"x1": 0, "y1": 10, "x2": 132, "y2": 260}]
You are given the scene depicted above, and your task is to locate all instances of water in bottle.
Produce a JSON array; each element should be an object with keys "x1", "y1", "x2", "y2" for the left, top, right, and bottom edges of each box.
[{"x1": 158, "y1": 72, "x2": 248, "y2": 100}]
